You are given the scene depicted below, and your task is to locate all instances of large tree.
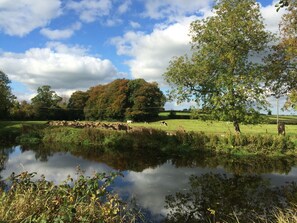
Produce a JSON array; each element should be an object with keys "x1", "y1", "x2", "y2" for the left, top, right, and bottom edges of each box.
[
  {"x1": 164, "y1": 0, "x2": 272, "y2": 132},
  {"x1": 31, "y1": 85, "x2": 62, "y2": 120},
  {"x1": 0, "y1": 71, "x2": 15, "y2": 119}
]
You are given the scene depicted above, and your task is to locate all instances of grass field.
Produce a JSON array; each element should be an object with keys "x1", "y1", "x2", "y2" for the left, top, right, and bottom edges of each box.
[
  {"x1": 131, "y1": 119, "x2": 297, "y2": 135},
  {"x1": 1, "y1": 118, "x2": 297, "y2": 136}
]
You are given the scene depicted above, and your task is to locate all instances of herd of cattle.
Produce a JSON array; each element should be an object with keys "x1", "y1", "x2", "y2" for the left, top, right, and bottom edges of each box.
[
  {"x1": 47, "y1": 120, "x2": 132, "y2": 131},
  {"x1": 47, "y1": 120, "x2": 170, "y2": 133}
]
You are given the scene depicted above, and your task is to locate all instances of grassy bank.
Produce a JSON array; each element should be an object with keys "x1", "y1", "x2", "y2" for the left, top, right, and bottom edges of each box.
[
  {"x1": 0, "y1": 121, "x2": 46, "y2": 143},
  {"x1": 15, "y1": 124, "x2": 297, "y2": 157},
  {"x1": 1, "y1": 120, "x2": 297, "y2": 156}
]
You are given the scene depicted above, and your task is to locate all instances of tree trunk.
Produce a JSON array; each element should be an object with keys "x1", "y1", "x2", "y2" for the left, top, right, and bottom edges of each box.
[{"x1": 233, "y1": 120, "x2": 241, "y2": 133}]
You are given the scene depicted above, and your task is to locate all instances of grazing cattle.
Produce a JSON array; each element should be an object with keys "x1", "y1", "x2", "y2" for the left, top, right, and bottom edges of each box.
[
  {"x1": 127, "y1": 120, "x2": 133, "y2": 124},
  {"x1": 160, "y1": 121, "x2": 168, "y2": 126}
]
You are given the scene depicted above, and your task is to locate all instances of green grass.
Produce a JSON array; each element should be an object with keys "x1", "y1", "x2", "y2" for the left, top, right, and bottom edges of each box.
[{"x1": 131, "y1": 119, "x2": 297, "y2": 135}]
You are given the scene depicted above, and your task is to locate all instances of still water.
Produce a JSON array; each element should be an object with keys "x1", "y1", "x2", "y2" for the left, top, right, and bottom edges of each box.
[{"x1": 1, "y1": 144, "x2": 297, "y2": 222}]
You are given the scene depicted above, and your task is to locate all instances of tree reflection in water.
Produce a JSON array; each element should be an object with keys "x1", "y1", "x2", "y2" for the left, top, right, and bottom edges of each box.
[{"x1": 164, "y1": 173, "x2": 297, "y2": 223}]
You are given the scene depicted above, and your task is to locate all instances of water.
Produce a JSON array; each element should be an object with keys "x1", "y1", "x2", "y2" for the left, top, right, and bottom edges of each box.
[{"x1": 1, "y1": 144, "x2": 297, "y2": 222}]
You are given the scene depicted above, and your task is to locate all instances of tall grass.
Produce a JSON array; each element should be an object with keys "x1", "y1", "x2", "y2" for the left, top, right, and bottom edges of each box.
[{"x1": 0, "y1": 171, "x2": 140, "y2": 222}]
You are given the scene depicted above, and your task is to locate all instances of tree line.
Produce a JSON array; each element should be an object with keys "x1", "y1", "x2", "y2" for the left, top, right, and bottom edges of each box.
[{"x1": 0, "y1": 77, "x2": 165, "y2": 121}]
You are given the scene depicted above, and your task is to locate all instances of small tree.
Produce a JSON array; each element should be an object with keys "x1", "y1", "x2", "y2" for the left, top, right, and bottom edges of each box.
[
  {"x1": 67, "y1": 91, "x2": 89, "y2": 120},
  {"x1": 0, "y1": 71, "x2": 15, "y2": 119},
  {"x1": 164, "y1": 0, "x2": 272, "y2": 132}
]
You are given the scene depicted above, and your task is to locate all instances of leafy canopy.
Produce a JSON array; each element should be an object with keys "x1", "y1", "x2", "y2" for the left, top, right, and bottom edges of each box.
[{"x1": 164, "y1": 0, "x2": 272, "y2": 132}]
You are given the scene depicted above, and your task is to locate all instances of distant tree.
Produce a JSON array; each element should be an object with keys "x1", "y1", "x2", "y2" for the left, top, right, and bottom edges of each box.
[
  {"x1": 0, "y1": 71, "x2": 15, "y2": 119},
  {"x1": 67, "y1": 91, "x2": 89, "y2": 120},
  {"x1": 84, "y1": 79, "x2": 129, "y2": 120},
  {"x1": 126, "y1": 80, "x2": 165, "y2": 121},
  {"x1": 84, "y1": 79, "x2": 165, "y2": 121},
  {"x1": 10, "y1": 100, "x2": 35, "y2": 120},
  {"x1": 164, "y1": 0, "x2": 272, "y2": 132},
  {"x1": 31, "y1": 85, "x2": 62, "y2": 120}
]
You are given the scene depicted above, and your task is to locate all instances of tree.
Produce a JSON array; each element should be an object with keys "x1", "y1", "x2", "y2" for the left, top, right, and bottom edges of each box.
[
  {"x1": 67, "y1": 91, "x2": 89, "y2": 120},
  {"x1": 265, "y1": 2, "x2": 297, "y2": 107},
  {"x1": 0, "y1": 71, "x2": 15, "y2": 119},
  {"x1": 10, "y1": 100, "x2": 35, "y2": 120},
  {"x1": 164, "y1": 0, "x2": 272, "y2": 132},
  {"x1": 84, "y1": 79, "x2": 129, "y2": 120},
  {"x1": 31, "y1": 85, "x2": 62, "y2": 120},
  {"x1": 126, "y1": 80, "x2": 165, "y2": 121},
  {"x1": 84, "y1": 79, "x2": 165, "y2": 121}
]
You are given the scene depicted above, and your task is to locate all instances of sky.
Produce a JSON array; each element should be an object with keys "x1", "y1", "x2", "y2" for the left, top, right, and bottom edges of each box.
[{"x1": 0, "y1": 0, "x2": 291, "y2": 111}]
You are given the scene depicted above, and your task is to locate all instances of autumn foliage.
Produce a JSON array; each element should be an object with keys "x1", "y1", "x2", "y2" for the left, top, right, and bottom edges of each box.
[{"x1": 84, "y1": 79, "x2": 165, "y2": 121}]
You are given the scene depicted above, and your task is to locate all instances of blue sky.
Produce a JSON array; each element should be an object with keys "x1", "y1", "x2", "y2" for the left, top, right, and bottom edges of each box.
[{"x1": 0, "y1": 0, "x2": 290, "y2": 111}]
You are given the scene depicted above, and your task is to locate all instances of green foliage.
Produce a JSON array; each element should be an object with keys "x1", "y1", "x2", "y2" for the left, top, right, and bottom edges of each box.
[
  {"x1": 164, "y1": 0, "x2": 272, "y2": 132},
  {"x1": 31, "y1": 85, "x2": 63, "y2": 120},
  {"x1": 0, "y1": 70, "x2": 15, "y2": 119},
  {"x1": 0, "y1": 171, "x2": 139, "y2": 222},
  {"x1": 84, "y1": 79, "x2": 165, "y2": 121},
  {"x1": 265, "y1": 1, "x2": 297, "y2": 102},
  {"x1": 67, "y1": 91, "x2": 89, "y2": 120},
  {"x1": 10, "y1": 100, "x2": 35, "y2": 120},
  {"x1": 126, "y1": 80, "x2": 166, "y2": 121}
]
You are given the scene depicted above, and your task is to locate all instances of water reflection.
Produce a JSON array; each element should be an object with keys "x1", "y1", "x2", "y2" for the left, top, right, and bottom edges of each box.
[
  {"x1": 0, "y1": 144, "x2": 297, "y2": 222},
  {"x1": 164, "y1": 173, "x2": 297, "y2": 223}
]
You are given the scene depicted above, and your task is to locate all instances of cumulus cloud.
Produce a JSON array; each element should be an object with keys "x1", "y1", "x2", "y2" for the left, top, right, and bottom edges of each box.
[
  {"x1": 0, "y1": 42, "x2": 125, "y2": 95},
  {"x1": 0, "y1": 0, "x2": 62, "y2": 36},
  {"x1": 111, "y1": 17, "x2": 195, "y2": 84},
  {"x1": 260, "y1": 1, "x2": 286, "y2": 34},
  {"x1": 66, "y1": 0, "x2": 113, "y2": 23},
  {"x1": 40, "y1": 22, "x2": 82, "y2": 40}
]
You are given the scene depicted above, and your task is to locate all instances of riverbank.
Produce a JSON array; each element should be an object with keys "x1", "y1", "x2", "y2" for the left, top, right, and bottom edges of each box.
[
  {"x1": 11, "y1": 123, "x2": 297, "y2": 157},
  {"x1": 1, "y1": 120, "x2": 297, "y2": 156}
]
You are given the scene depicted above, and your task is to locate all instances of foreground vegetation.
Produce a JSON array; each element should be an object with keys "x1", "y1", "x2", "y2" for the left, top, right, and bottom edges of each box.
[{"x1": 0, "y1": 171, "x2": 140, "y2": 223}]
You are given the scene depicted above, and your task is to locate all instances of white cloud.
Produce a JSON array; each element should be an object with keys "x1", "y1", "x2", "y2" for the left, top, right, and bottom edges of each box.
[
  {"x1": 0, "y1": 43, "x2": 125, "y2": 96},
  {"x1": 111, "y1": 17, "x2": 195, "y2": 84},
  {"x1": 260, "y1": 1, "x2": 286, "y2": 34},
  {"x1": 66, "y1": 0, "x2": 112, "y2": 23},
  {"x1": 142, "y1": 0, "x2": 213, "y2": 20},
  {"x1": 129, "y1": 21, "x2": 141, "y2": 29},
  {"x1": 40, "y1": 22, "x2": 82, "y2": 40},
  {"x1": 0, "y1": 0, "x2": 62, "y2": 36},
  {"x1": 117, "y1": 0, "x2": 131, "y2": 14}
]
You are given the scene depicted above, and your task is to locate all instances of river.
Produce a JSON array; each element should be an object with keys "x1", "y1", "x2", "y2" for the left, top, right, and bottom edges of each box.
[{"x1": 1, "y1": 144, "x2": 297, "y2": 222}]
